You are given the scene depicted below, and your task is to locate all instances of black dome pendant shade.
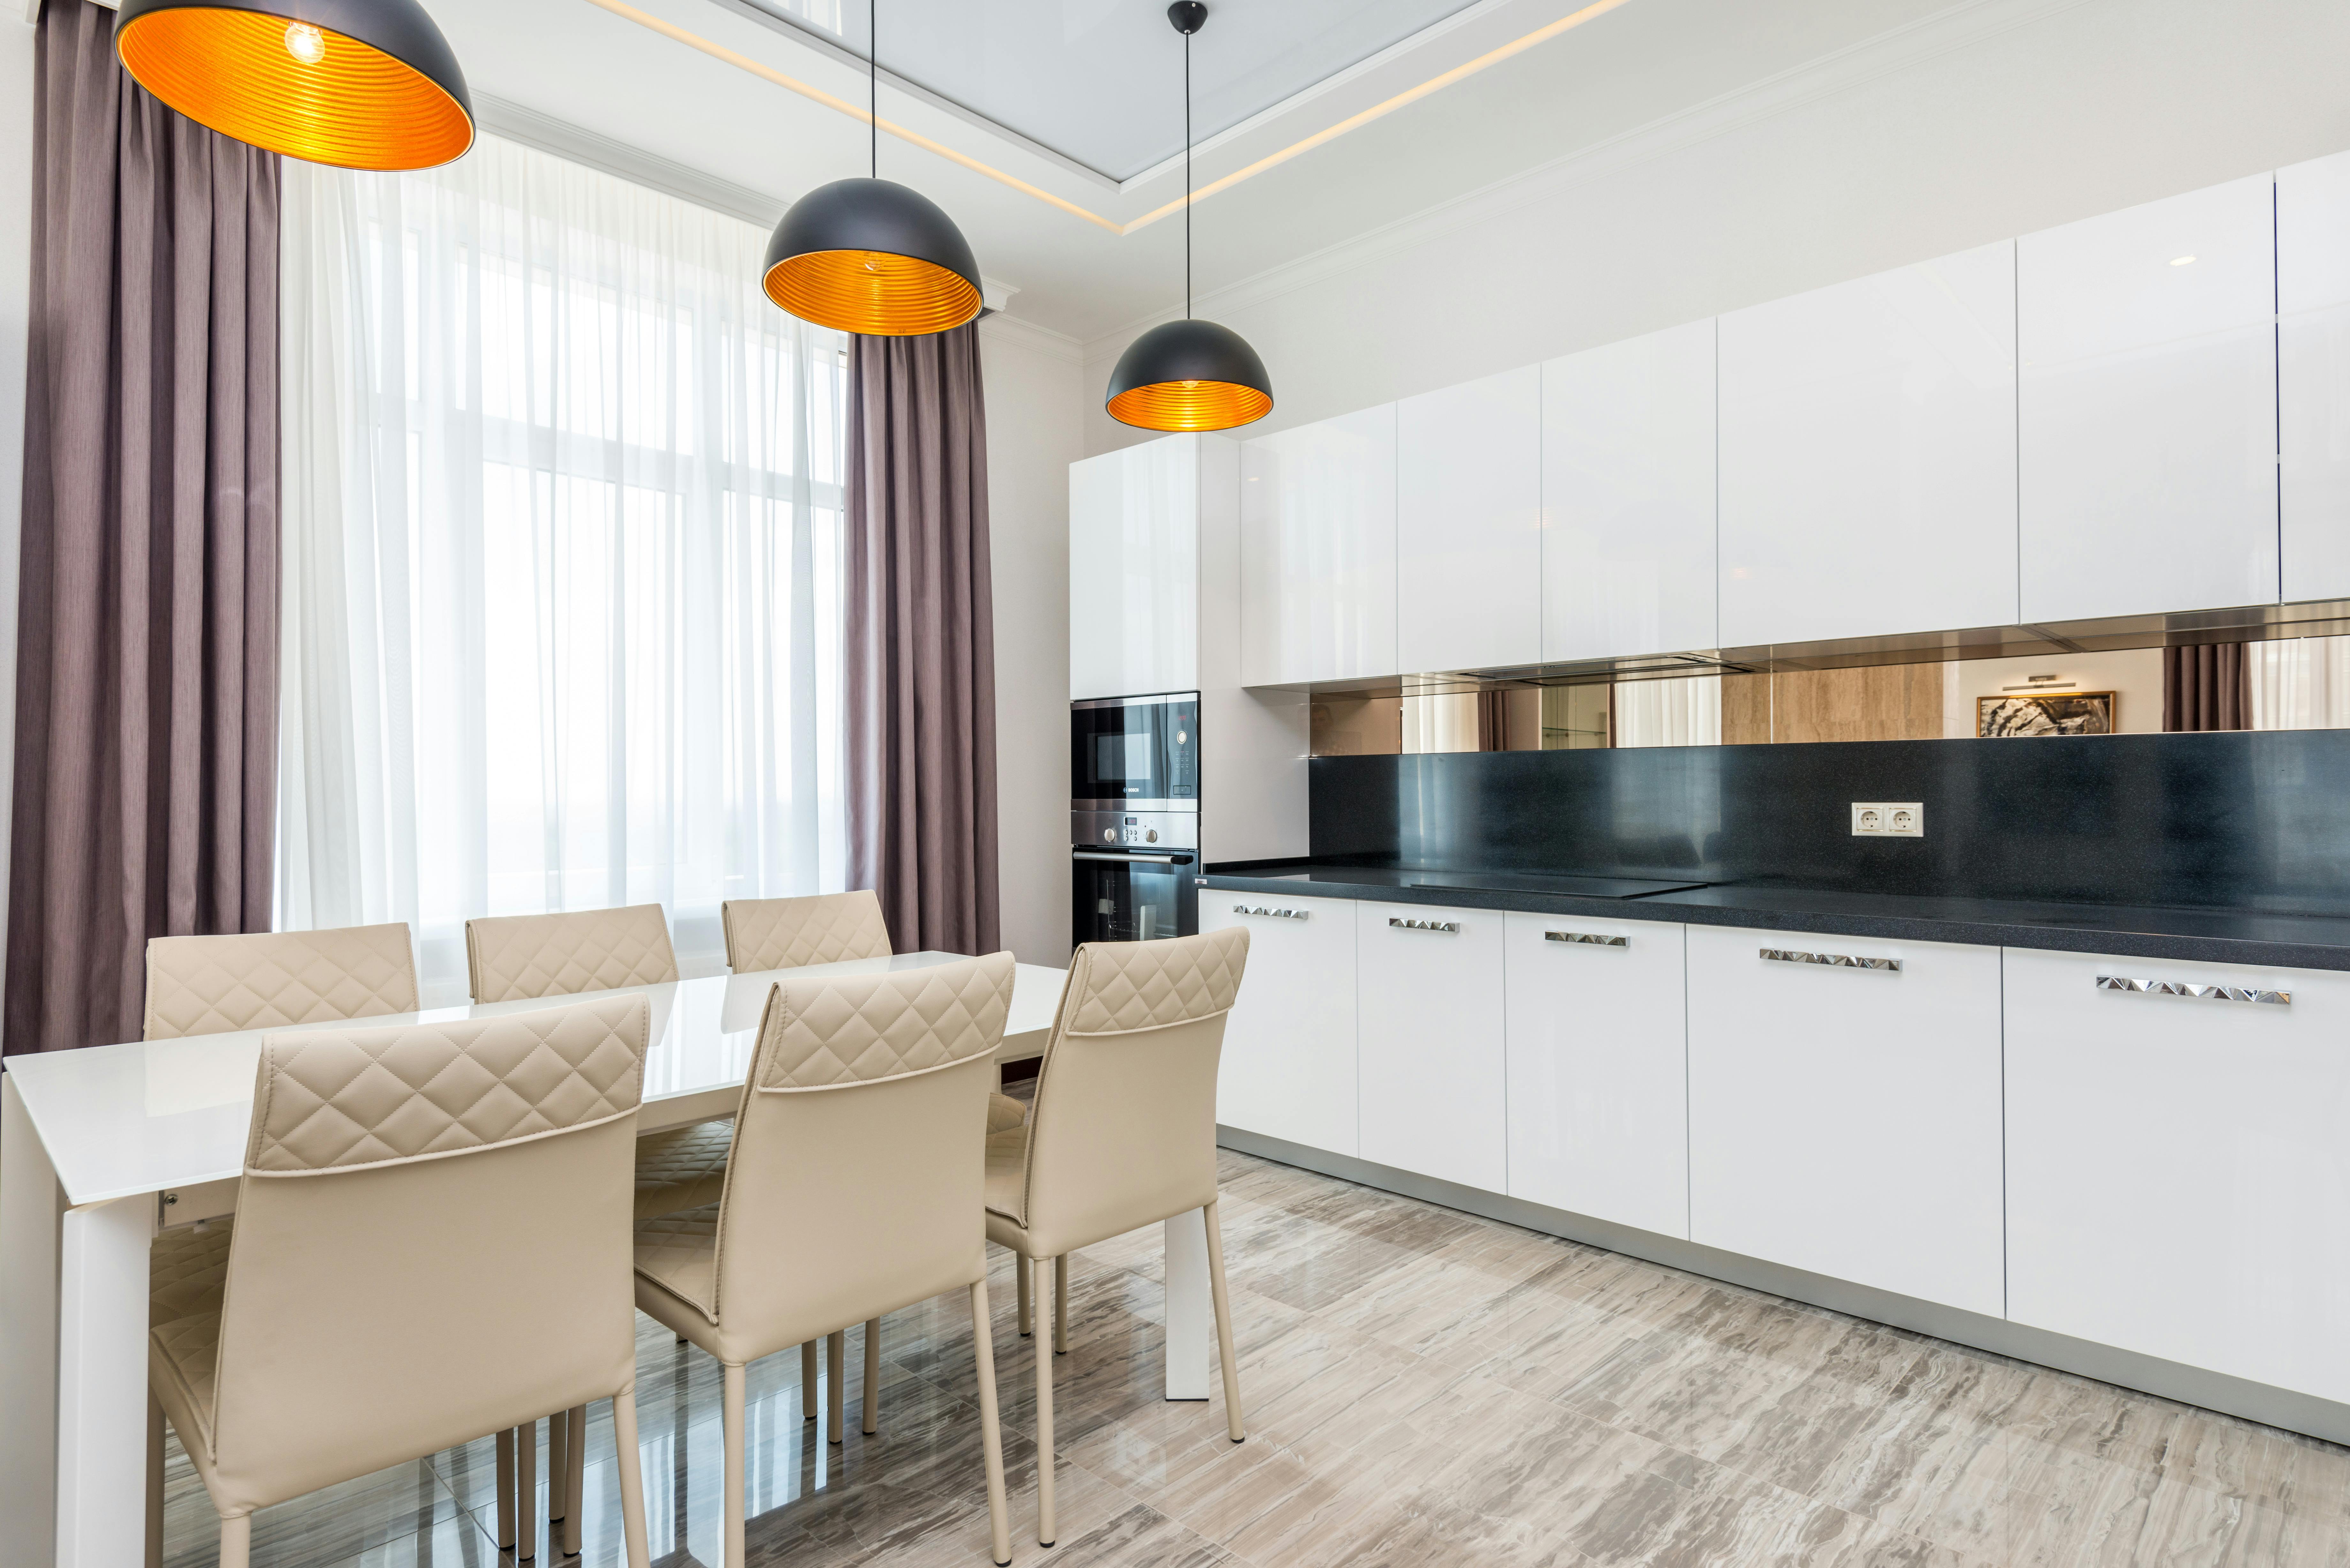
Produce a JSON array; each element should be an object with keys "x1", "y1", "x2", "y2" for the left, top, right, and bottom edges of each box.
[
  {"x1": 764, "y1": 0, "x2": 982, "y2": 335},
  {"x1": 1106, "y1": 2, "x2": 1273, "y2": 431},
  {"x1": 113, "y1": 0, "x2": 474, "y2": 171}
]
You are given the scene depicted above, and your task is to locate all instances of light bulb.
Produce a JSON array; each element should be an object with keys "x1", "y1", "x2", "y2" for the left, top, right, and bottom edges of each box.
[
  {"x1": 2170, "y1": 254, "x2": 2197, "y2": 267},
  {"x1": 284, "y1": 22, "x2": 326, "y2": 64}
]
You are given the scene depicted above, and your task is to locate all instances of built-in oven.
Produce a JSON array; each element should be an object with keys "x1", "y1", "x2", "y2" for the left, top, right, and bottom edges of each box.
[
  {"x1": 1071, "y1": 813, "x2": 1199, "y2": 946},
  {"x1": 1071, "y1": 693, "x2": 1198, "y2": 813}
]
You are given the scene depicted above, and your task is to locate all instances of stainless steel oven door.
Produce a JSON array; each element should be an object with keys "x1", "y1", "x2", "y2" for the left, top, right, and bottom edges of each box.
[
  {"x1": 1072, "y1": 847, "x2": 1198, "y2": 946},
  {"x1": 1070, "y1": 693, "x2": 1199, "y2": 813}
]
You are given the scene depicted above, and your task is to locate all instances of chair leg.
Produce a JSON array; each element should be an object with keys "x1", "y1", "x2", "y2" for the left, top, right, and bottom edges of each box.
[
  {"x1": 1205, "y1": 1197, "x2": 1246, "y2": 1443},
  {"x1": 519, "y1": 1417, "x2": 540, "y2": 1560},
  {"x1": 548, "y1": 1404, "x2": 568, "y2": 1536},
  {"x1": 217, "y1": 1514, "x2": 251, "y2": 1568},
  {"x1": 1054, "y1": 1254, "x2": 1071, "y2": 1355},
  {"x1": 862, "y1": 1316, "x2": 881, "y2": 1436},
  {"x1": 968, "y1": 1280, "x2": 1012, "y2": 1568},
  {"x1": 1035, "y1": 1255, "x2": 1057, "y2": 1547},
  {"x1": 611, "y1": 1389, "x2": 653, "y2": 1568},
  {"x1": 563, "y1": 1405, "x2": 587, "y2": 1555},
  {"x1": 723, "y1": 1364, "x2": 747, "y2": 1568},
  {"x1": 1016, "y1": 1249, "x2": 1032, "y2": 1337},
  {"x1": 801, "y1": 1340, "x2": 817, "y2": 1420},
  {"x1": 827, "y1": 1330, "x2": 845, "y2": 1444},
  {"x1": 496, "y1": 1428, "x2": 517, "y2": 1549},
  {"x1": 147, "y1": 1393, "x2": 165, "y2": 1568}
]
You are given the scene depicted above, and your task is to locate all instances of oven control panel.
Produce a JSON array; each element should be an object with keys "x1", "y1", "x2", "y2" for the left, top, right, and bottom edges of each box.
[{"x1": 1069, "y1": 810, "x2": 1198, "y2": 852}]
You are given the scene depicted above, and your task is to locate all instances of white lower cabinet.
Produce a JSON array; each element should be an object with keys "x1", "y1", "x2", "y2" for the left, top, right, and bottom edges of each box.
[
  {"x1": 1357, "y1": 901, "x2": 1507, "y2": 1191},
  {"x1": 1203, "y1": 895, "x2": 1358, "y2": 1156},
  {"x1": 1504, "y1": 914, "x2": 1687, "y2": 1237},
  {"x1": 2005, "y1": 948, "x2": 2350, "y2": 1403},
  {"x1": 1685, "y1": 926, "x2": 2005, "y2": 1315}
]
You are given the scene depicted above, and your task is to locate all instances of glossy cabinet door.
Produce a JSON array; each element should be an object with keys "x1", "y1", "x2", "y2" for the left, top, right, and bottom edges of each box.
[
  {"x1": 1685, "y1": 926, "x2": 2004, "y2": 1315},
  {"x1": 1201, "y1": 895, "x2": 1359, "y2": 1156},
  {"x1": 1068, "y1": 436, "x2": 1199, "y2": 701},
  {"x1": 1397, "y1": 367, "x2": 1542, "y2": 673},
  {"x1": 2018, "y1": 175, "x2": 2279, "y2": 623},
  {"x1": 1503, "y1": 913, "x2": 1687, "y2": 1237},
  {"x1": 2005, "y1": 948, "x2": 2350, "y2": 1404},
  {"x1": 1240, "y1": 405, "x2": 1399, "y2": 687},
  {"x1": 1356, "y1": 901, "x2": 1507, "y2": 1192},
  {"x1": 1717, "y1": 241, "x2": 2017, "y2": 647},
  {"x1": 1543, "y1": 321, "x2": 1717, "y2": 662},
  {"x1": 2279, "y1": 149, "x2": 2350, "y2": 604}
]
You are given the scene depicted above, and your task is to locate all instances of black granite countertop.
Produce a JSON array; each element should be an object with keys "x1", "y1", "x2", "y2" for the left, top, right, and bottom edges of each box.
[{"x1": 1197, "y1": 860, "x2": 2350, "y2": 971}]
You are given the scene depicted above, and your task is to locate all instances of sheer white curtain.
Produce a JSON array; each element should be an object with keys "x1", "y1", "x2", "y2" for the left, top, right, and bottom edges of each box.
[
  {"x1": 2250, "y1": 636, "x2": 2350, "y2": 730},
  {"x1": 1613, "y1": 674, "x2": 1723, "y2": 748},
  {"x1": 280, "y1": 134, "x2": 848, "y2": 998}
]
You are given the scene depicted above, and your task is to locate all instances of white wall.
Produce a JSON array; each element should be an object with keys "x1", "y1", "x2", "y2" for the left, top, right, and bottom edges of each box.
[
  {"x1": 0, "y1": 18, "x2": 35, "y2": 1011},
  {"x1": 980, "y1": 314, "x2": 1085, "y2": 966},
  {"x1": 1082, "y1": 0, "x2": 2350, "y2": 456}
]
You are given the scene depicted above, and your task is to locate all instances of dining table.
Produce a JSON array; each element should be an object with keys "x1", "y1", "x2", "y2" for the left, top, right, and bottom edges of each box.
[{"x1": 0, "y1": 951, "x2": 1220, "y2": 1568}]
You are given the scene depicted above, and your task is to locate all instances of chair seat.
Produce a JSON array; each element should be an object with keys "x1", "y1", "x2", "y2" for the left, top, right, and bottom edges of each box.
[
  {"x1": 986, "y1": 1092, "x2": 1027, "y2": 1135},
  {"x1": 151, "y1": 1224, "x2": 235, "y2": 1453},
  {"x1": 634, "y1": 1203, "x2": 719, "y2": 1318},
  {"x1": 634, "y1": 1119, "x2": 734, "y2": 1221}
]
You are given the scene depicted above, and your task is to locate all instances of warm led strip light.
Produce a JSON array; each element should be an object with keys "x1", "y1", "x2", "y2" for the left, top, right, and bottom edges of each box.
[{"x1": 581, "y1": 0, "x2": 1635, "y2": 237}]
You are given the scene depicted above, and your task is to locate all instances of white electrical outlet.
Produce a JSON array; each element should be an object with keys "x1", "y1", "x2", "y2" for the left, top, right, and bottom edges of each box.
[{"x1": 1852, "y1": 802, "x2": 1924, "y2": 838}]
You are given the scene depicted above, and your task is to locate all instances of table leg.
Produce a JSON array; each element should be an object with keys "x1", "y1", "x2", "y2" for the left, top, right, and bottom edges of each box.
[
  {"x1": 1, "y1": 1076, "x2": 62, "y2": 1568},
  {"x1": 1162, "y1": 1209, "x2": 1210, "y2": 1401},
  {"x1": 59, "y1": 1195, "x2": 154, "y2": 1568}
]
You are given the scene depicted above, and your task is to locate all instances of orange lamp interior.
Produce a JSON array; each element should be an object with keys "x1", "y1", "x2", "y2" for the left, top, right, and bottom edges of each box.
[
  {"x1": 1106, "y1": 379, "x2": 1273, "y2": 432},
  {"x1": 117, "y1": 7, "x2": 472, "y2": 171},
  {"x1": 763, "y1": 250, "x2": 982, "y2": 337}
]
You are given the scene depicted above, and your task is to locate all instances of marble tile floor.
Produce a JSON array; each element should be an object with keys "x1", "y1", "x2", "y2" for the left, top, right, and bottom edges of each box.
[{"x1": 159, "y1": 1149, "x2": 2350, "y2": 1568}]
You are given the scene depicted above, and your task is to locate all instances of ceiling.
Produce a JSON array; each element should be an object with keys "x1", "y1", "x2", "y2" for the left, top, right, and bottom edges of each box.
[
  {"x1": 424, "y1": 0, "x2": 1963, "y2": 343},
  {"x1": 727, "y1": 0, "x2": 1488, "y2": 181}
]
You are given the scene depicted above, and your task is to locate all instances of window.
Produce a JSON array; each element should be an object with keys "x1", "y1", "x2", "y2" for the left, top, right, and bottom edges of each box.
[{"x1": 280, "y1": 135, "x2": 849, "y2": 996}]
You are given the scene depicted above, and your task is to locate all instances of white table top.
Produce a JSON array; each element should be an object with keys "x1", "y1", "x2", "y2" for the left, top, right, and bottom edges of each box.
[{"x1": 2, "y1": 953, "x2": 1068, "y2": 1208}]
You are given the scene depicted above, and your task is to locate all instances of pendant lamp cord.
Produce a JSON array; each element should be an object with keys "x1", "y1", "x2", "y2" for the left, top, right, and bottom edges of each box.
[
  {"x1": 1184, "y1": 26, "x2": 1193, "y2": 320},
  {"x1": 870, "y1": 0, "x2": 878, "y2": 177}
]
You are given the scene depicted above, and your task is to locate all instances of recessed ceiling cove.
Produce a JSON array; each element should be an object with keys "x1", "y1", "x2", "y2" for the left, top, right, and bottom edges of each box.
[{"x1": 730, "y1": 0, "x2": 1483, "y2": 181}]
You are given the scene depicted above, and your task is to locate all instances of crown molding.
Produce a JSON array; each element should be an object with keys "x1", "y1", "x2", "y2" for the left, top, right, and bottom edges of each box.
[
  {"x1": 1083, "y1": 0, "x2": 2094, "y2": 362},
  {"x1": 979, "y1": 312, "x2": 1086, "y2": 367}
]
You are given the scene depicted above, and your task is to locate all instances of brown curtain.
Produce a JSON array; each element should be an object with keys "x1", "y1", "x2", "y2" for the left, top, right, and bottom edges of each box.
[
  {"x1": 2163, "y1": 644, "x2": 2250, "y2": 732},
  {"x1": 844, "y1": 323, "x2": 999, "y2": 956},
  {"x1": 6, "y1": 0, "x2": 280, "y2": 1055}
]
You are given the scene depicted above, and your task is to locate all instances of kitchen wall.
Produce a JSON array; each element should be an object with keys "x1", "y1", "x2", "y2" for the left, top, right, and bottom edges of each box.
[
  {"x1": 0, "y1": 19, "x2": 34, "y2": 1009},
  {"x1": 1306, "y1": 729, "x2": 2350, "y2": 914},
  {"x1": 1082, "y1": 0, "x2": 2350, "y2": 456},
  {"x1": 980, "y1": 314, "x2": 1085, "y2": 965}
]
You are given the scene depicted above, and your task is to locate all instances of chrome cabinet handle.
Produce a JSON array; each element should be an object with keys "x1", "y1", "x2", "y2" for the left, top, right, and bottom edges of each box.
[
  {"x1": 1761, "y1": 947, "x2": 1901, "y2": 972},
  {"x1": 1073, "y1": 852, "x2": 1178, "y2": 863},
  {"x1": 1232, "y1": 905, "x2": 1308, "y2": 920},
  {"x1": 1390, "y1": 917, "x2": 1461, "y2": 934},
  {"x1": 1546, "y1": 931, "x2": 1627, "y2": 948},
  {"x1": 2097, "y1": 976, "x2": 2290, "y2": 1006}
]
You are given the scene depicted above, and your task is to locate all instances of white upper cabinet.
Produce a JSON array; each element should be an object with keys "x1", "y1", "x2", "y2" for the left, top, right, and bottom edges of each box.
[
  {"x1": 1240, "y1": 406, "x2": 1399, "y2": 686},
  {"x1": 2279, "y1": 149, "x2": 2350, "y2": 604},
  {"x1": 1069, "y1": 435, "x2": 1225, "y2": 700},
  {"x1": 2018, "y1": 175, "x2": 2279, "y2": 623},
  {"x1": 1543, "y1": 321, "x2": 1717, "y2": 662},
  {"x1": 1718, "y1": 241, "x2": 2018, "y2": 648},
  {"x1": 1397, "y1": 366, "x2": 1543, "y2": 673}
]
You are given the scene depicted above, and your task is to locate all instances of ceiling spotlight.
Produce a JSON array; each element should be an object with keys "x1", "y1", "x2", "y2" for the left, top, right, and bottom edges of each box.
[{"x1": 2170, "y1": 255, "x2": 2197, "y2": 266}]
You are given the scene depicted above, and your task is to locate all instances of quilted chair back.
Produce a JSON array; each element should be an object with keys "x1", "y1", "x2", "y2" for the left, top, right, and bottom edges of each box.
[
  {"x1": 1007, "y1": 928, "x2": 1249, "y2": 1258},
  {"x1": 144, "y1": 924, "x2": 420, "y2": 1041},
  {"x1": 721, "y1": 889, "x2": 893, "y2": 973},
  {"x1": 698, "y1": 952, "x2": 1013, "y2": 1367},
  {"x1": 199, "y1": 995, "x2": 649, "y2": 1515},
  {"x1": 465, "y1": 903, "x2": 679, "y2": 1003}
]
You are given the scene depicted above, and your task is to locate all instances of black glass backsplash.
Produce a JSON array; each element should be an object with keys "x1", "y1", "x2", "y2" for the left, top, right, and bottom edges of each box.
[{"x1": 1308, "y1": 731, "x2": 2350, "y2": 915}]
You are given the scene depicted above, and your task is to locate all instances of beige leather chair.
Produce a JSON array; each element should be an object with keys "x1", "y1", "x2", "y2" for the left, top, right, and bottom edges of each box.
[
  {"x1": 146, "y1": 995, "x2": 656, "y2": 1568},
  {"x1": 144, "y1": 923, "x2": 419, "y2": 1039},
  {"x1": 984, "y1": 927, "x2": 1251, "y2": 1547},
  {"x1": 720, "y1": 888, "x2": 892, "y2": 972},
  {"x1": 633, "y1": 954, "x2": 1019, "y2": 1568},
  {"x1": 465, "y1": 903, "x2": 679, "y2": 1004}
]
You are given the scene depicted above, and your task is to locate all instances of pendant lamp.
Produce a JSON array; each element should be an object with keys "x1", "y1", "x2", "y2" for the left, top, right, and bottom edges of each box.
[
  {"x1": 114, "y1": 0, "x2": 474, "y2": 171},
  {"x1": 763, "y1": 0, "x2": 981, "y2": 336},
  {"x1": 1105, "y1": 2, "x2": 1272, "y2": 432}
]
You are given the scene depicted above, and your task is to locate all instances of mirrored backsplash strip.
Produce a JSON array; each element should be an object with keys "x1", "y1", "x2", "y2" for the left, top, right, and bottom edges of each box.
[{"x1": 1307, "y1": 729, "x2": 2350, "y2": 915}]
